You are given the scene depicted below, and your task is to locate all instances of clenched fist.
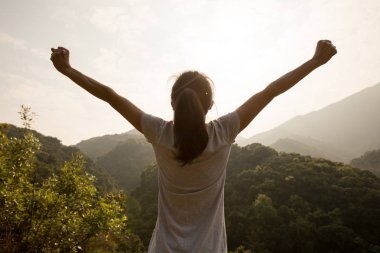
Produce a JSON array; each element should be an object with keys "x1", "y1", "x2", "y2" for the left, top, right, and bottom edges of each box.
[
  {"x1": 50, "y1": 47, "x2": 71, "y2": 74},
  {"x1": 312, "y1": 40, "x2": 337, "y2": 66}
]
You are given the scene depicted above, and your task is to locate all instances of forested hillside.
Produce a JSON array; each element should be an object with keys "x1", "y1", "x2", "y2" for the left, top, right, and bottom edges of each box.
[
  {"x1": 351, "y1": 149, "x2": 380, "y2": 177},
  {"x1": 97, "y1": 139, "x2": 155, "y2": 191},
  {"x1": 128, "y1": 144, "x2": 380, "y2": 252},
  {"x1": 3, "y1": 119, "x2": 380, "y2": 252},
  {"x1": 76, "y1": 129, "x2": 156, "y2": 192}
]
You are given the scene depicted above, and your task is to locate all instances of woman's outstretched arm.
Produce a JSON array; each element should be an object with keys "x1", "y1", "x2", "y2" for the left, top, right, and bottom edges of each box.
[
  {"x1": 236, "y1": 40, "x2": 337, "y2": 132},
  {"x1": 50, "y1": 47, "x2": 144, "y2": 132}
]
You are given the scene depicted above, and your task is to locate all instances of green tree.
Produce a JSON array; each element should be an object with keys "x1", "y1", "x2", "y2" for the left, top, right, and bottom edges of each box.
[
  {"x1": 0, "y1": 106, "x2": 143, "y2": 252},
  {"x1": 247, "y1": 194, "x2": 281, "y2": 253}
]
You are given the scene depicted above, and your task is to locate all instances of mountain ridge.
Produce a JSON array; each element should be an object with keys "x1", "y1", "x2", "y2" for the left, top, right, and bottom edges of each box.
[
  {"x1": 238, "y1": 82, "x2": 380, "y2": 162},
  {"x1": 76, "y1": 128, "x2": 144, "y2": 160}
]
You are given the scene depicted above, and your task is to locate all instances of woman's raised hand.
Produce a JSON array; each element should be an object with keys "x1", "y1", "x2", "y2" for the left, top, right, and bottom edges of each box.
[
  {"x1": 50, "y1": 46, "x2": 71, "y2": 74},
  {"x1": 311, "y1": 40, "x2": 337, "y2": 66}
]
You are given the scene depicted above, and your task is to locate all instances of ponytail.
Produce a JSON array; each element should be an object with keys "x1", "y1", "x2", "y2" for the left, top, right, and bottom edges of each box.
[{"x1": 173, "y1": 88, "x2": 208, "y2": 165}]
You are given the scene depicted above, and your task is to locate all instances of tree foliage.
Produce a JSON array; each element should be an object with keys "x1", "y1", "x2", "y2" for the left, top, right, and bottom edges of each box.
[
  {"x1": 2, "y1": 122, "x2": 117, "y2": 193},
  {"x1": 129, "y1": 144, "x2": 380, "y2": 252},
  {"x1": 0, "y1": 106, "x2": 144, "y2": 252},
  {"x1": 128, "y1": 165, "x2": 158, "y2": 247}
]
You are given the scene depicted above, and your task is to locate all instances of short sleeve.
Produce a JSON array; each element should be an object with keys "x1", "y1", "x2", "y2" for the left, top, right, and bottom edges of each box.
[
  {"x1": 216, "y1": 111, "x2": 241, "y2": 143},
  {"x1": 141, "y1": 113, "x2": 166, "y2": 144}
]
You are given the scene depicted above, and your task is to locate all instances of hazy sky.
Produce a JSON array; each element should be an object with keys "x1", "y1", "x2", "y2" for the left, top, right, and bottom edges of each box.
[{"x1": 1, "y1": 0, "x2": 379, "y2": 145}]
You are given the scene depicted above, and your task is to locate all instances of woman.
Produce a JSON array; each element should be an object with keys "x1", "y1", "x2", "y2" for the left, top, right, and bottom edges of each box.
[{"x1": 50, "y1": 40, "x2": 337, "y2": 252}]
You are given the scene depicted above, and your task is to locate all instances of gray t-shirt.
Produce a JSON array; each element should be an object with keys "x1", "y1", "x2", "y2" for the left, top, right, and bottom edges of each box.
[{"x1": 141, "y1": 112, "x2": 240, "y2": 253}]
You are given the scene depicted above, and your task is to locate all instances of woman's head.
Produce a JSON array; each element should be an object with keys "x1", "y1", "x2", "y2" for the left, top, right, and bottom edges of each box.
[
  {"x1": 171, "y1": 71, "x2": 213, "y2": 111},
  {"x1": 171, "y1": 71, "x2": 214, "y2": 165}
]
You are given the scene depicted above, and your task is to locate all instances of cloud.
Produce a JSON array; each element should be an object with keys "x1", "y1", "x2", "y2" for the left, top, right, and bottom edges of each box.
[
  {"x1": 0, "y1": 31, "x2": 26, "y2": 49},
  {"x1": 0, "y1": 73, "x2": 43, "y2": 99},
  {"x1": 90, "y1": 48, "x2": 119, "y2": 75},
  {"x1": 30, "y1": 47, "x2": 50, "y2": 60},
  {"x1": 87, "y1": 4, "x2": 154, "y2": 32},
  {"x1": 86, "y1": 4, "x2": 157, "y2": 50},
  {"x1": 87, "y1": 6, "x2": 127, "y2": 33},
  {"x1": 0, "y1": 31, "x2": 49, "y2": 61}
]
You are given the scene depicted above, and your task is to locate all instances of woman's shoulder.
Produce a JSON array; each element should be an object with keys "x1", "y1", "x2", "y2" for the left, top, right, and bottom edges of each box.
[
  {"x1": 209, "y1": 111, "x2": 240, "y2": 128},
  {"x1": 207, "y1": 111, "x2": 240, "y2": 144},
  {"x1": 141, "y1": 113, "x2": 173, "y2": 144}
]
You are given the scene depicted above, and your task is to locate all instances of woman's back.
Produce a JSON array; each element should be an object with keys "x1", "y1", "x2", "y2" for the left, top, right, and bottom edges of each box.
[
  {"x1": 142, "y1": 112, "x2": 240, "y2": 253},
  {"x1": 50, "y1": 40, "x2": 336, "y2": 253}
]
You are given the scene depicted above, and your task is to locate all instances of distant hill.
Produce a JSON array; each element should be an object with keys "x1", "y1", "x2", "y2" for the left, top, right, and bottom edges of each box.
[
  {"x1": 239, "y1": 83, "x2": 380, "y2": 163},
  {"x1": 271, "y1": 138, "x2": 327, "y2": 159},
  {"x1": 269, "y1": 136, "x2": 344, "y2": 162},
  {"x1": 76, "y1": 129, "x2": 144, "y2": 161},
  {"x1": 351, "y1": 149, "x2": 380, "y2": 177},
  {"x1": 97, "y1": 138, "x2": 155, "y2": 191},
  {"x1": 76, "y1": 129, "x2": 155, "y2": 192}
]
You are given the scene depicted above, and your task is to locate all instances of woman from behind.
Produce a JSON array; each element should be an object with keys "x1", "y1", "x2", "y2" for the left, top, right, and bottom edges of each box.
[
  {"x1": 50, "y1": 40, "x2": 337, "y2": 252},
  {"x1": 142, "y1": 70, "x2": 240, "y2": 252}
]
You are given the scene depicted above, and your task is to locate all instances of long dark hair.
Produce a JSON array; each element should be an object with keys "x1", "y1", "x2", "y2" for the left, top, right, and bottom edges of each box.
[{"x1": 171, "y1": 71, "x2": 213, "y2": 165}]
